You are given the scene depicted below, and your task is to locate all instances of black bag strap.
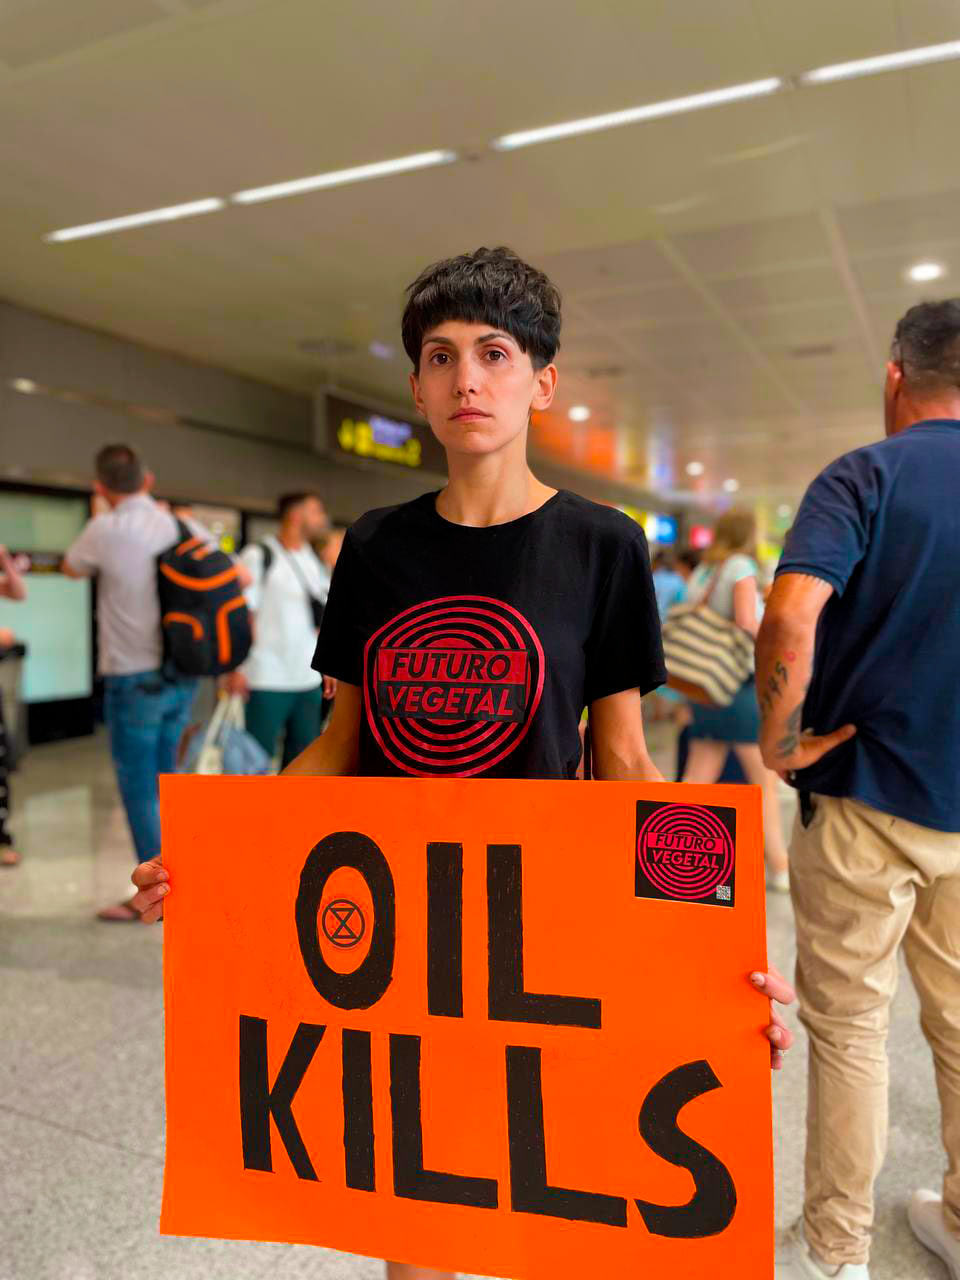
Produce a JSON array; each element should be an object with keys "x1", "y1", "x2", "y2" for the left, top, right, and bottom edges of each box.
[{"x1": 258, "y1": 541, "x2": 274, "y2": 575}]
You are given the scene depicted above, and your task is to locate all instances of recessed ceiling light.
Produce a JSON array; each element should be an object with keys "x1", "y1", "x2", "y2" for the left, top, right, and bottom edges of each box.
[
  {"x1": 801, "y1": 40, "x2": 960, "y2": 85},
  {"x1": 491, "y1": 78, "x2": 783, "y2": 150},
  {"x1": 45, "y1": 197, "x2": 225, "y2": 243},
  {"x1": 232, "y1": 150, "x2": 458, "y2": 205},
  {"x1": 722, "y1": 478, "x2": 740, "y2": 493},
  {"x1": 777, "y1": 503, "x2": 792, "y2": 518},
  {"x1": 9, "y1": 378, "x2": 38, "y2": 394},
  {"x1": 369, "y1": 341, "x2": 395, "y2": 360},
  {"x1": 685, "y1": 461, "x2": 705, "y2": 477},
  {"x1": 907, "y1": 261, "x2": 946, "y2": 283},
  {"x1": 568, "y1": 405, "x2": 591, "y2": 422}
]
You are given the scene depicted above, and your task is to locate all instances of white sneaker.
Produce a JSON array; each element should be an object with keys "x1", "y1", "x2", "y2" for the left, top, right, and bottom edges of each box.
[
  {"x1": 775, "y1": 1222, "x2": 871, "y2": 1279},
  {"x1": 909, "y1": 1189, "x2": 960, "y2": 1279},
  {"x1": 767, "y1": 866, "x2": 791, "y2": 894}
]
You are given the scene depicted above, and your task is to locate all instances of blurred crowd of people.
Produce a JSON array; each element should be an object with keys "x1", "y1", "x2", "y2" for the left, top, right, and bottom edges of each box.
[{"x1": 0, "y1": 443, "x2": 344, "y2": 917}]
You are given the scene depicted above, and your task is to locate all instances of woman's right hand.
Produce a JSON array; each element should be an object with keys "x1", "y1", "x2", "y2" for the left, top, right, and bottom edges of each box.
[{"x1": 130, "y1": 857, "x2": 170, "y2": 922}]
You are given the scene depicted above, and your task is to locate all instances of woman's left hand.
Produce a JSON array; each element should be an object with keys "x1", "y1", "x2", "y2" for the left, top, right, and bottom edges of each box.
[{"x1": 749, "y1": 965, "x2": 796, "y2": 1070}]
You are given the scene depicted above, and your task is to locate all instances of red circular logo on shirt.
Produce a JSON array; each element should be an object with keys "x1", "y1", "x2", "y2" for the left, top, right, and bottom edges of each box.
[
  {"x1": 363, "y1": 595, "x2": 545, "y2": 777},
  {"x1": 636, "y1": 804, "x2": 734, "y2": 900}
]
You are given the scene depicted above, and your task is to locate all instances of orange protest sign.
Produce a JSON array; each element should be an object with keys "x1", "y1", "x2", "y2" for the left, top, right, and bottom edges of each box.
[{"x1": 159, "y1": 776, "x2": 773, "y2": 1279}]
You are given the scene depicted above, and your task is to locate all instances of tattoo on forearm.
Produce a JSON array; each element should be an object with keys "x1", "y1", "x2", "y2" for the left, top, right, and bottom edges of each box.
[
  {"x1": 759, "y1": 658, "x2": 791, "y2": 721},
  {"x1": 775, "y1": 705, "x2": 803, "y2": 758}
]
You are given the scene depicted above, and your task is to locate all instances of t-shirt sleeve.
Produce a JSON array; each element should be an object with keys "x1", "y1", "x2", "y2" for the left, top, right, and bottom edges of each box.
[
  {"x1": 311, "y1": 530, "x2": 365, "y2": 685},
  {"x1": 584, "y1": 532, "x2": 667, "y2": 704},
  {"x1": 776, "y1": 454, "x2": 876, "y2": 596},
  {"x1": 63, "y1": 519, "x2": 103, "y2": 576},
  {"x1": 723, "y1": 553, "x2": 758, "y2": 586}
]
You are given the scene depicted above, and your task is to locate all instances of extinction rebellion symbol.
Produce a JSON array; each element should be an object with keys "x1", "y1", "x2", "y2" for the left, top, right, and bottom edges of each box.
[
  {"x1": 321, "y1": 898, "x2": 366, "y2": 949},
  {"x1": 635, "y1": 801, "x2": 736, "y2": 908}
]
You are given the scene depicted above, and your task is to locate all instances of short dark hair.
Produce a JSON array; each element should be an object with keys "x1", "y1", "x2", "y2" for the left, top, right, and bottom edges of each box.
[
  {"x1": 893, "y1": 299, "x2": 960, "y2": 392},
  {"x1": 95, "y1": 444, "x2": 144, "y2": 494},
  {"x1": 277, "y1": 491, "x2": 324, "y2": 520},
  {"x1": 652, "y1": 552, "x2": 674, "y2": 571},
  {"x1": 401, "y1": 246, "x2": 562, "y2": 372},
  {"x1": 678, "y1": 550, "x2": 701, "y2": 573}
]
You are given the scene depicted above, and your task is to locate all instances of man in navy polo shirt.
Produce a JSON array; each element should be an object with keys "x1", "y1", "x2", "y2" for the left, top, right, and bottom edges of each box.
[{"x1": 757, "y1": 299, "x2": 960, "y2": 1280}]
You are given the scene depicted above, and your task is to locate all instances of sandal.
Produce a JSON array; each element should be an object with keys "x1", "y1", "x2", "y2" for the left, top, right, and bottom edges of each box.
[
  {"x1": 96, "y1": 899, "x2": 141, "y2": 922},
  {"x1": 766, "y1": 865, "x2": 791, "y2": 894}
]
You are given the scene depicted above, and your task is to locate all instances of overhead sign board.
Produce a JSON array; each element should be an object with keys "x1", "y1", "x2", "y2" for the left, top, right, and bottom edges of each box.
[{"x1": 325, "y1": 393, "x2": 447, "y2": 474}]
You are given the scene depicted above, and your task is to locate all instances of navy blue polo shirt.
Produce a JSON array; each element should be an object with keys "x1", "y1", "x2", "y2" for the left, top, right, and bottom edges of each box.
[{"x1": 776, "y1": 419, "x2": 960, "y2": 831}]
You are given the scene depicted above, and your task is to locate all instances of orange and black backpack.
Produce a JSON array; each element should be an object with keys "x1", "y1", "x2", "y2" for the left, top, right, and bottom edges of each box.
[{"x1": 157, "y1": 520, "x2": 252, "y2": 676}]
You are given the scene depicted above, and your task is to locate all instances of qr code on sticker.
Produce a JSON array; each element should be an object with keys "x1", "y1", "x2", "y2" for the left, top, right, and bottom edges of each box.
[{"x1": 715, "y1": 884, "x2": 732, "y2": 902}]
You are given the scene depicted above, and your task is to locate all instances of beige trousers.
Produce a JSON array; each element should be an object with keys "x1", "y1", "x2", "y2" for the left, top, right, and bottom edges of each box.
[{"x1": 790, "y1": 793, "x2": 960, "y2": 1266}]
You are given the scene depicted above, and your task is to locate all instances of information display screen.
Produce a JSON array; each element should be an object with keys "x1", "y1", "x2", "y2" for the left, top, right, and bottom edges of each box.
[{"x1": 327, "y1": 394, "x2": 447, "y2": 474}]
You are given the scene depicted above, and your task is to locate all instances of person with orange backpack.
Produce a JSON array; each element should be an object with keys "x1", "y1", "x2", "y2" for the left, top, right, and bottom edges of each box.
[{"x1": 63, "y1": 443, "x2": 250, "y2": 920}]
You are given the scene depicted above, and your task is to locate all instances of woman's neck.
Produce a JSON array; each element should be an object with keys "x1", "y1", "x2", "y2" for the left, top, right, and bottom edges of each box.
[{"x1": 437, "y1": 444, "x2": 557, "y2": 528}]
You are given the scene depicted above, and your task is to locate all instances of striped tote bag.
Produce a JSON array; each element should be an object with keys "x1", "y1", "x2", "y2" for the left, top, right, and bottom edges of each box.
[{"x1": 660, "y1": 568, "x2": 755, "y2": 707}]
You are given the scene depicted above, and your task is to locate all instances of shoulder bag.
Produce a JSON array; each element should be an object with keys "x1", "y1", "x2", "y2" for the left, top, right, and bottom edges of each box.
[{"x1": 660, "y1": 564, "x2": 755, "y2": 707}]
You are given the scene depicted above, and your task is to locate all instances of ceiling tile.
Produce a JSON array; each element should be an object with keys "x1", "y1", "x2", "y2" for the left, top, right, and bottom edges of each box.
[
  {"x1": 672, "y1": 213, "x2": 831, "y2": 278},
  {"x1": 710, "y1": 265, "x2": 846, "y2": 312},
  {"x1": 735, "y1": 301, "x2": 861, "y2": 349},
  {"x1": 0, "y1": 0, "x2": 166, "y2": 69},
  {"x1": 538, "y1": 240, "x2": 679, "y2": 295},
  {"x1": 837, "y1": 187, "x2": 960, "y2": 255},
  {"x1": 578, "y1": 281, "x2": 705, "y2": 329}
]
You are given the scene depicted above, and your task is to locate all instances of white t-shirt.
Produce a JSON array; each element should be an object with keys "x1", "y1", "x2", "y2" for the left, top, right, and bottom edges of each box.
[
  {"x1": 65, "y1": 494, "x2": 210, "y2": 675},
  {"x1": 687, "y1": 554, "x2": 761, "y2": 623},
  {"x1": 239, "y1": 536, "x2": 331, "y2": 691}
]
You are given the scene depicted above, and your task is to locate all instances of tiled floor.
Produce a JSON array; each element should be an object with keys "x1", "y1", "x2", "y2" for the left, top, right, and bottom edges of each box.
[{"x1": 0, "y1": 729, "x2": 947, "y2": 1278}]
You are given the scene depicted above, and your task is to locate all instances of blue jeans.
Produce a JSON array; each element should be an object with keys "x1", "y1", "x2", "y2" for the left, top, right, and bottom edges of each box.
[{"x1": 104, "y1": 671, "x2": 197, "y2": 863}]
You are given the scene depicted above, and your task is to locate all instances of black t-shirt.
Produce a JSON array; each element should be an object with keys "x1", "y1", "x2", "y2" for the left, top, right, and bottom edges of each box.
[{"x1": 313, "y1": 489, "x2": 665, "y2": 779}]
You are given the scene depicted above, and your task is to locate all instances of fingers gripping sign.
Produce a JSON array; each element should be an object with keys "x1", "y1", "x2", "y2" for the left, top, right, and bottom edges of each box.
[
  {"x1": 131, "y1": 857, "x2": 169, "y2": 923},
  {"x1": 750, "y1": 967, "x2": 797, "y2": 1071}
]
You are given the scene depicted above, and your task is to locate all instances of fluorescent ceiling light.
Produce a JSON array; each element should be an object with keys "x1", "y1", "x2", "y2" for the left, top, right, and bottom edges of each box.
[
  {"x1": 907, "y1": 261, "x2": 946, "y2": 283},
  {"x1": 722, "y1": 478, "x2": 740, "y2": 493},
  {"x1": 45, "y1": 198, "x2": 224, "y2": 243},
  {"x1": 492, "y1": 78, "x2": 782, "y2": 151},
  {"x1": 9, "y1": 378, "x2": 38, "y2": 394},
  {"x1": 232, "y1": 150, "x2": 458, "y2": 205},
  {"x1": 685, "y1": 460, "x2": 705, "y2": 477},
  {"x1": 568, "y1": 405, "x2": 591, "y2": 422},
  {"x1": 802, "y1": 40, "x2": 960, "y2": 85},
  {"x1": 369, "y1": 341, "x2": 395, "y2": 360}
]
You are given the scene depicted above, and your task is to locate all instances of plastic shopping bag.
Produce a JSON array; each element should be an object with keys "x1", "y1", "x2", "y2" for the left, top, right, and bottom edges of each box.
[{"x1": 180, "y1": 695, "x2": 272, "y2": 776}]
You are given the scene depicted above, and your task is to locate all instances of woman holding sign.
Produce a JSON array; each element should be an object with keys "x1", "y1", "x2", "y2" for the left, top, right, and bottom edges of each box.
[{"x1": 132, "y1": 246, "x2": 794, "y2": 1280}]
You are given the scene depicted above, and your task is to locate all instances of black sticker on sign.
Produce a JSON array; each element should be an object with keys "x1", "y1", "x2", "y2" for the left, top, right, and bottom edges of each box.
[{"x1": 635, "y1": 801, "x2": 736, "y2": 908}]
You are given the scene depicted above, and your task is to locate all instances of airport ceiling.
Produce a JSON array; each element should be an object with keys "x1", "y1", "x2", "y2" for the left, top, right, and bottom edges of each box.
[{"x1": 3, "y1": 0, "x2": 960, "y2": 507}]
